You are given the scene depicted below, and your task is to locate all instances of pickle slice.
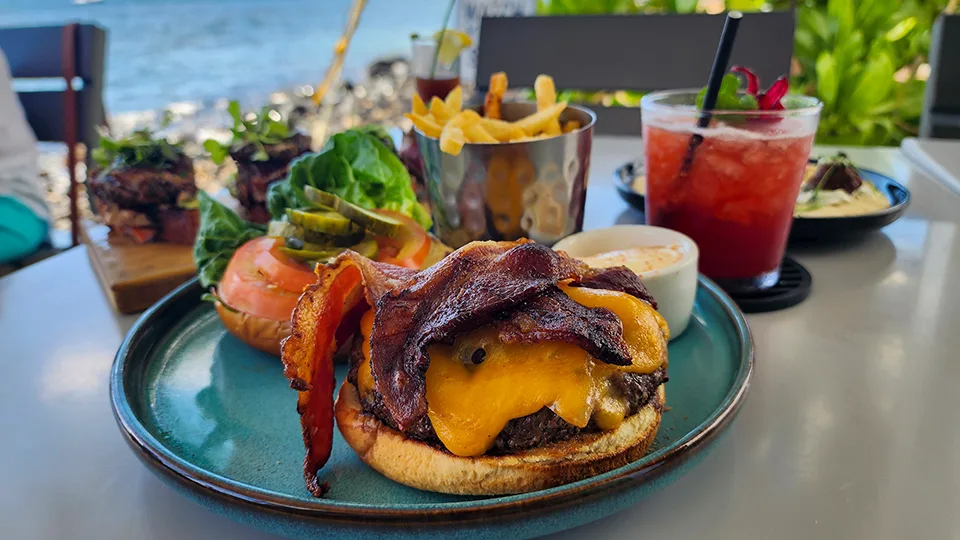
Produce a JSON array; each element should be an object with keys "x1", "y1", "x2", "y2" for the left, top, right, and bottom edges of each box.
[
  {"x1": 285, "y1": 209, "x2": 358, "y2": 236},
  {"x1": 304, "y1": 186, "x2": 403, "y2": 237},
  {"x1": 271, "y1": 221, "x2": 364, "y2": 246},
  {"x1": 278, "y1": 246, "x2": 345, "y2": 262},
  {"x1": 349, "y1": 235, "x2": 379, "y2": 259},
  {"x1": 303, "y1": 186, "x2": 339, "y2": 208},
  {"x1": 267, "y1": 220, "x2": 298, "y2": 238}
]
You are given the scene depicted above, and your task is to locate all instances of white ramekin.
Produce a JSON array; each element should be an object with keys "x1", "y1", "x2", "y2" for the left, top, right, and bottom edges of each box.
[{"x1": 553, "y1": 225, "x2": 699, "y2": 339}]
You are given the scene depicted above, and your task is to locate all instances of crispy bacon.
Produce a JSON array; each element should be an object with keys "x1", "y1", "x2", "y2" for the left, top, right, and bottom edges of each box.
[
  {"x1": 496, "y1": 287, "x2": 632, "y2": 366},
  {"x1": 281, "y1": 240, "x2": 657, "y2": 496},
  {"x1": 281, "y1": 254, "x2": 411, "y2": 496},
  {"x1": 576, "y1": 265, "x2": 658, "y2": 310}
]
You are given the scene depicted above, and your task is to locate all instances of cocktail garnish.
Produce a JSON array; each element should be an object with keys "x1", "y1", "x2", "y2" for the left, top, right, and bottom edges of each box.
[{"x1": 695, "y1": 66, "x2": 789, "y2": 114}]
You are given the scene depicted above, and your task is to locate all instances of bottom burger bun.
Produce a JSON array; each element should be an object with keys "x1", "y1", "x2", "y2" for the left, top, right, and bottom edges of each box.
[
  {"x1": 214, "y1": 301, "x2": 291, "y2": 357},
  {"x1": 334, "y1": 381, "x2": 664, "y2": 496}
]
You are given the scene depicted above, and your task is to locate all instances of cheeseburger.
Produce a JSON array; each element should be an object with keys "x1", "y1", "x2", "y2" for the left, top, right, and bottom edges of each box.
[{"x1": 283, "y1": 240, "x2": 669, "y2": 496}]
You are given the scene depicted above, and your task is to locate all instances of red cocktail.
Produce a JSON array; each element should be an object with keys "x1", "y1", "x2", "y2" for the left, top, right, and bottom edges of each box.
[{"x1": 641, "y1": 91, "x2": 820, "y2": 291}]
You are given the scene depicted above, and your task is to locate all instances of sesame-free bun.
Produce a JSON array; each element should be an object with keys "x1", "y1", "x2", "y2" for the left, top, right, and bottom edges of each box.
[
  {"x1": 334, "y1": 381, "x2": 664, "y2": 495},
  {"x1": 215, "y1": 301, "x2": 291, "y2": 357}
]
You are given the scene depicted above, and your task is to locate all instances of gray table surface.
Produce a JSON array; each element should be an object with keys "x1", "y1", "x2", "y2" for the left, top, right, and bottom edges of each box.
[
  {"x1": 3, "y1": 137, "x2": 960, "y2": 539},
  {"x1": 902, "y1": 137, "x2": 960, "y2": 197}
]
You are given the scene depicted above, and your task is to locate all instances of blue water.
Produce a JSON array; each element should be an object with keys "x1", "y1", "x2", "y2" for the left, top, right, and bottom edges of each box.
[{"x1": 0, "y1": 0, "x2": 447, "y2": 112}]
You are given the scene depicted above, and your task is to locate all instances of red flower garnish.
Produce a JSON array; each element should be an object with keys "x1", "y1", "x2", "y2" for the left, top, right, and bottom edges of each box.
[{"x1": 731, "y1": 66, "x2": 788, "y2": 111}]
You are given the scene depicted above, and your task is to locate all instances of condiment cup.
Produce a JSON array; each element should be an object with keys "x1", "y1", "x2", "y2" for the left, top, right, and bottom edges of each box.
[{"x1": 553, "y1": 225, "x2": 698, "y2": 339}]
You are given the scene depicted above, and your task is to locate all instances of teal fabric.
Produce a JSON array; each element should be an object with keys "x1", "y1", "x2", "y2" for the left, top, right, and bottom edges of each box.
[{"x1": 0, "y1": 195, "x2": 47, "y2": 264}]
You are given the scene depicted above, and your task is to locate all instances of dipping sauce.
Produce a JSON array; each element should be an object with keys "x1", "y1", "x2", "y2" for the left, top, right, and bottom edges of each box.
[
  {"x1": 794, "y1": 163, "x2": 891, "y2": 218},
  {"x1": 795, "y1": 182, "x2": 890, "y2": 217},
  {"x1": 579, "y1": 244, "x2": 684, "y2": 274}
]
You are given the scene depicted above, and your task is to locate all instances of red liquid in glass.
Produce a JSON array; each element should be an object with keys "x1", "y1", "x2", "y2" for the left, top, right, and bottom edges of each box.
[
  {"x1": 416, "y1": 77, "x2": 460, "y2": 102},
  {"x1": 644, "y1": 122, "x2": 814, "y2": 281}
]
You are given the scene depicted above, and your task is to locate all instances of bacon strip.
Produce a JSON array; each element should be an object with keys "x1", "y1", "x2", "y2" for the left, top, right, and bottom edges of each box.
[
  {"x1": 369, "y1": 241, "x2": 592, "y2": 430},
  {"x1": 281, "y1": 253, "x2": 414, "y2": 496},
  {"x1": 496, "y1": 287, "x2": 631, "y2": 366},
  {"x1": 282, "y1": 240, "x2": 658, "y2": 496}
]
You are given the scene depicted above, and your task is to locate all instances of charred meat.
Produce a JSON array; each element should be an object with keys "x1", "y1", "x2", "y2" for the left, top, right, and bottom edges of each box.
[{"x1": 88, "y1": 128, "x2": 198, "y2": 244}]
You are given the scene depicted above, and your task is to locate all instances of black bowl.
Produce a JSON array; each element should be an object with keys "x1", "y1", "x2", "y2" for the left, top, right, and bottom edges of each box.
[
  {"x1": 612, "y1": 159, "x2": 911, "y2": 243},
  {"x1": 789, "y1": 167, "x2": 910, "y2": 242}
]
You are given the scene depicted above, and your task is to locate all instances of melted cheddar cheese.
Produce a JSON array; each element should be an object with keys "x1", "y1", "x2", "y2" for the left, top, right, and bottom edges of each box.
[{"x1": 356, "y1": 286, "x2": 667, "y2": 457}]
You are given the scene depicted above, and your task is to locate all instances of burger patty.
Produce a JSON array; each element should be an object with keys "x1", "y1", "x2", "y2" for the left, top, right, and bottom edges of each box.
[
  {"x1": 347, "y1": 338, "x2": 668, "y2": 455},
  {"x1": 88, "y1": 159, "x2": 196, "y2": 208},
  {"x1": 230, "y1": 133, "x2": 311, "y2": 219}
]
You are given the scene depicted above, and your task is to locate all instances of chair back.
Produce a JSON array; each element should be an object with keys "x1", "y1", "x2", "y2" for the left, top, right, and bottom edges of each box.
[
  {"x1": 921, "y1": 14, "x2": 960, "y2": 139},
  {"x1": 476, "y1": 12, "x2": 796, "y2": 135},
  {"x1": 0, "y1": 24, "x2": 108, "y2": 245}
]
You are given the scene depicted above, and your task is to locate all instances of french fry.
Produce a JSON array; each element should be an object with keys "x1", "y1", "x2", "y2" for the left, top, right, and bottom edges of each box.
[
  {"x1": 507, "y1": 127, "x2": 528, "y2": 141},
  {"x1": 535, "y1": 74, "x2": 562, "y2": 136},
  {"x1": 478, "y1": 118, "x2": 523, "y2": 142},
  {"x1": 429, "y1": 96, "x2": 453, "y2": 124},
  {"x1": 513, "y1": 102, "x2": 568, "y2": 136},
  {"x1": 412, "y1": 93, "x2": 428, "y2": 115},
  {"x1": 440, "y1": 125, "x2": 466, "y2": 155},
  {"x1": 463, "y1": 122, "x2": 498, "y2": 143},
  {"x1": 447, "y1": 109, "x2": 482, "y2": 128},
  {"x1": 544, "y1": 120, "x2": 562, "y2": 136},
  {"x1": 404, "y1": 113, "x2": 443, "y2": 138},
  {"x1": 444, "y1": 85, "x2": 463, "y2": 114},
  {"x1": 484, "y1": 72, "x2": 508, "y2": 120},
  {"x1": 562, "y1": 120, "x2": 581, "y2": 133}
]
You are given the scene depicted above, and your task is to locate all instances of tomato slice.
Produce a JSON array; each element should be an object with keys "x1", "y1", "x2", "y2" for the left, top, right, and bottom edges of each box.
[
  {"x1": 374, "y1": 210, "x2": 430, "y2": 269},
  {"x1": 218, "y1": 237, "x2": 303, "y2": 321},
  {"x1": 255, "y1": 238, "x2": 317, "y2": 293}
]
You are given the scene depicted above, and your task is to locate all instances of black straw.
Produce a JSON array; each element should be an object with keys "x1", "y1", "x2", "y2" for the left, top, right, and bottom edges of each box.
[{"x1": 677, "y1": 11, "x2": 743, "y2": 177}]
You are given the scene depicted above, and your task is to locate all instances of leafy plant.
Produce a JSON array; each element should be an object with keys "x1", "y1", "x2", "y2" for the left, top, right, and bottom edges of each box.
[
  {"x1": 786, "y1": 0, "x2": 950, "y2": 145},
  {"x1": 536, "y1": 0, "x2": 954, "y2": 145},
  {"x1": 267, "y1": 129, "x2": 432, "y2": 229},
  {"x1": 203, "y1": 100, "x2": 294, "y2": 164},
  {"x1": 193, "y1": 191, "x2": 266, "y2": 288}
]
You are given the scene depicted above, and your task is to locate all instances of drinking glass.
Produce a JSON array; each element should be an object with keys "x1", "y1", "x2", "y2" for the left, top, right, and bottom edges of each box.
[
  {"x1": 410, "y1": 36, "x2": 460, "y2": 102},
  {"x1": 641, "y1": 91, "x2": 821, "y2": 292}
]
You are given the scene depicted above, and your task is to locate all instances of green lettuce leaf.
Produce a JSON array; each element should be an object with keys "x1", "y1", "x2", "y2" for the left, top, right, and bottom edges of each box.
[
  {"x1": 269, "y1": 129, "x2": 432, "y2": 229},
  {"x1": 193, "y1": 191, "x2": 266, "y2": 288}
]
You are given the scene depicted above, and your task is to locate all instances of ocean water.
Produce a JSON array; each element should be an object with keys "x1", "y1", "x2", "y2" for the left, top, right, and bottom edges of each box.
[{"x1": 0, "y1": 0, "x2": 448, "y2": 113}]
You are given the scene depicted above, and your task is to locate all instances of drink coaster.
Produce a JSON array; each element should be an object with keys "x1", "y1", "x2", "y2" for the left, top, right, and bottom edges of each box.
[{"x1": 728, "y1": 256, "x2": 812, "y2": 313}]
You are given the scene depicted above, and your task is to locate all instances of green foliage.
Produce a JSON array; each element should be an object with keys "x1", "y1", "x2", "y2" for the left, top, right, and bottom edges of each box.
[
  {"x1": 695, "y1": 73, "x2": 759, "y2": 110},
  {"x1": 92, "y1": 124, "x2": 184, "y2": 171},
  {"x1": 536, "y1": 0, "x2": 953, "y2": 146},
  {"x1": 787, "y1": 0, "x2": 949, "y2": 145},
  {"x1": 267, "y1": 128, "x2": 432, "y2": 229},
  {"x1": 193, "y1": 191, "x2": 266, "y2": 288},
  {"x1": 204, "y1": 100, "x2": 294, "y2": 164}
]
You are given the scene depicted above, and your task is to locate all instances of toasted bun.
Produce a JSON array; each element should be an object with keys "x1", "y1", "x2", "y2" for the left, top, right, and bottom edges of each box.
[
  {"x1": 335, "y1": 381, "x2": 664, "y2": 495},
  {"x1": 215, "y1": 301, "x2": 291, "y2": 357}
]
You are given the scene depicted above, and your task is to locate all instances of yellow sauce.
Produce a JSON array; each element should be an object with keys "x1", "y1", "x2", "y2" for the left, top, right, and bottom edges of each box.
[
  {"x1": 795, "y1": 183, "x2": 890, "y2": 218},
  {"x1": 579, "y1": 245, "x2": 683, "y2": 274},
  {"x1": 356, "y1": 286, "x2": 668, "y2": 457}
]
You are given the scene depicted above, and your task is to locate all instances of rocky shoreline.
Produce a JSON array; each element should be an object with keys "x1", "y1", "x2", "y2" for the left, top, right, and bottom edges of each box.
[{"x1": 41, "y1": 56, "x2": 441, "y2": 233}]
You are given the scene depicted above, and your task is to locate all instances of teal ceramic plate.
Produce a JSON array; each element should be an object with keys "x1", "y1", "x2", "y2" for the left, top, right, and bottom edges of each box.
[{"x1": 110, "y1": 277, "x2": 753, "y2": 539}]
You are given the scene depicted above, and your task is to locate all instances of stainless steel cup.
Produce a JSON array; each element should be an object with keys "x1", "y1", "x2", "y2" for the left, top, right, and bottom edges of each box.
[{"x1": 414, "y1": 102, "x2": 596, "y2": 247}]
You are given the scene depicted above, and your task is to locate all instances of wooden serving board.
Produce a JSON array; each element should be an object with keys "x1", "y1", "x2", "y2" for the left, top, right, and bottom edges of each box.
[{"x1": 80, "y1": 220, "x2": 196, "y2": 314}]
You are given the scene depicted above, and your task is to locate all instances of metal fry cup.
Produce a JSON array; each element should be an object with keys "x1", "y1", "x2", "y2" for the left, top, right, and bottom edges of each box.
[{"x1": 415, "y1": 102, "x2": 596, "y2": 247}]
